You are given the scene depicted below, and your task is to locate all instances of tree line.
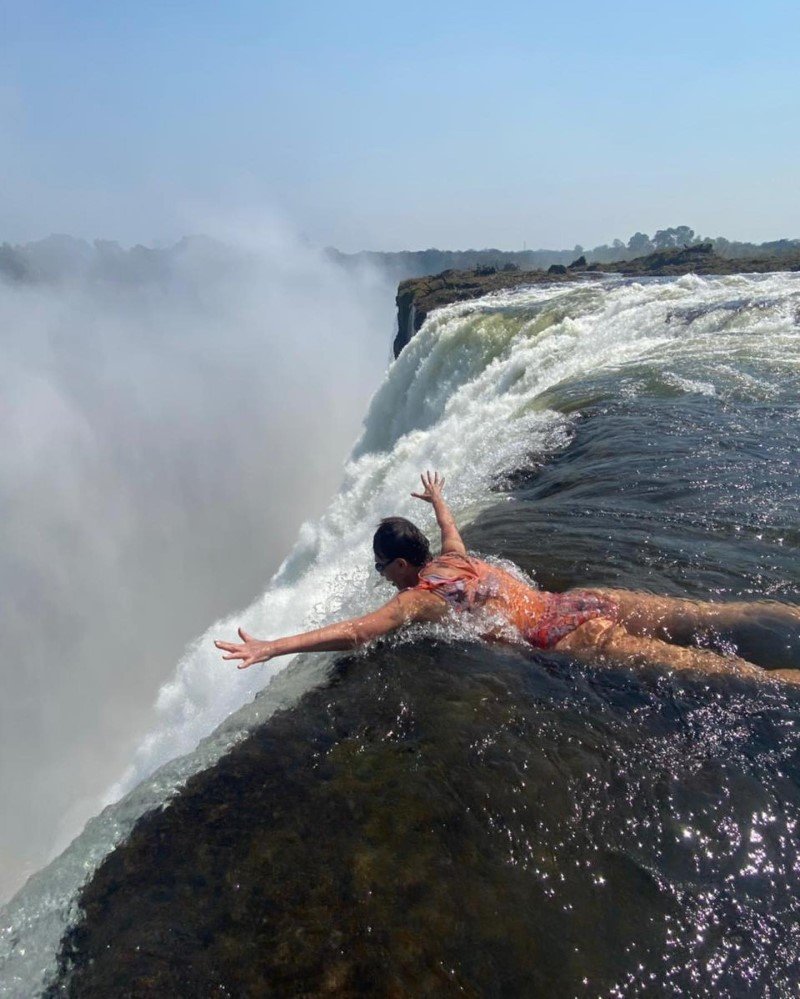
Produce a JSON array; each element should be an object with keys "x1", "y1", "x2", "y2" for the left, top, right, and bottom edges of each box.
[
  {"x1": 2, "y1": 228, "x2": 799, "y2": 286},
  {"x1": 328, "y1": 227, "x2": 800, "y2": 279}
]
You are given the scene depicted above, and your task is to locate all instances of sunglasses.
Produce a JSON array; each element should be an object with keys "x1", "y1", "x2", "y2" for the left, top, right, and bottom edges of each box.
[{"x1": 374, "y1": 556, "x2": 397, "y2": 574}]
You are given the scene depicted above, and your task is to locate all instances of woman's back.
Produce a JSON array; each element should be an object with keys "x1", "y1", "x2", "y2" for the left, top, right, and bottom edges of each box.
[
  {"x1": 414, "y1": 552, "x2": 549, "y2": 640},
  {"x1": 415, "y1": 552, "x2": 622, "y2": 649}
]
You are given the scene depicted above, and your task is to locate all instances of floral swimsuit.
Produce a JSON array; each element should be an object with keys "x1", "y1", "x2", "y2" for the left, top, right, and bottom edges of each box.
[{"x1": 414, "y1": 552, "x2": 619, "y2": 649}]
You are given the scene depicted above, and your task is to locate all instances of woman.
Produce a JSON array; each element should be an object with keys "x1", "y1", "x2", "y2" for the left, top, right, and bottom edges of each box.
[{"x1": 215, "y1": 472, "x2": 800, "y2": 683}]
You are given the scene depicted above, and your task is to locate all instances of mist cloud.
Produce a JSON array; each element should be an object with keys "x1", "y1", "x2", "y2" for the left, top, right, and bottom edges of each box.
[{"x1": 0, "y1": 227, "x2": 393, "y2": 902}]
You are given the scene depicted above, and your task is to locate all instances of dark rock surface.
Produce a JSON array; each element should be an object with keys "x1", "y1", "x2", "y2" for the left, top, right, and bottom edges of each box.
[
  {"x1": 49, "y1": 641, "x2": 664, "y2": 997},
  {"x1": 394, "y1": 242, "x2": 800, "y2": 357}
]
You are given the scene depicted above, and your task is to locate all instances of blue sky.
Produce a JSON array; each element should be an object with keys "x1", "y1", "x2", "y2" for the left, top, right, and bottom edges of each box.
[{"x1": 2, "y1": 0, "x2": 799, "y2": 250}]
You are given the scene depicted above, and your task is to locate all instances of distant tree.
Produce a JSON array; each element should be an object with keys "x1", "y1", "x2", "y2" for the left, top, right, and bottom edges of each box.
[
  {"x1": 653, "y1": 226, "x2": 696, "y2": 250},
  {"x1": 627, "y1": 232, "x2": 652, "y2": 254},
  {"x1": 652, "y1": 229, "x2": 676, "y2": 249},
  {"x1": 0, "y1": 243, "x2": 27, "y2": 281},
  {"x1": 672, "y1": 225, "x2": 696, "y2": 246},
  {"x1": 573, "y1": 244, "x2": 584, "y2": 254},
  {"x1": 612, "y1": 238, "x2": 625, "y2": 250}
]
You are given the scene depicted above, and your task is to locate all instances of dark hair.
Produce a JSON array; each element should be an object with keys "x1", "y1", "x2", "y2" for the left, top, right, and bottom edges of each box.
[{"x1": 373, "y1": 517, "x2": 431, "y2": 567}]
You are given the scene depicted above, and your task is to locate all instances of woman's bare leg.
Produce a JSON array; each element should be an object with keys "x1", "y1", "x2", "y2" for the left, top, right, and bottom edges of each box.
[
  {"x1": 555, "y1": 618, "x2": 800, "y2": 685},
  {"x1": 586, "y1": 589, "x2": 800, "y2": 672}
]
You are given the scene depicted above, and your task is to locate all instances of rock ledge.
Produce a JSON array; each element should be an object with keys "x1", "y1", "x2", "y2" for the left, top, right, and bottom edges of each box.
[{"x1": 394, "y1": 243, "x2": 800, "y2": 356}]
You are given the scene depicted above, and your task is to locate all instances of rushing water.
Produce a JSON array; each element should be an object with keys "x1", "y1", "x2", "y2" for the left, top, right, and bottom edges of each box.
[{"x1": 2, "y1": 273, "x2": 800, "y2": 996}]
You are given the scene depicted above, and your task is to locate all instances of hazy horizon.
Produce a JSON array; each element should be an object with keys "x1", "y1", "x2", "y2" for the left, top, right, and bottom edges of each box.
[{"x1": 2, "y1": 224, "x2": 798, "y2": 258}]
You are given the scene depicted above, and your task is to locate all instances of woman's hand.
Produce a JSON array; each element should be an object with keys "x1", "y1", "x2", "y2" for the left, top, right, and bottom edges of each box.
[
  {"x1": 215, "y1": 628, "x2": 277, "y2": 670},
  {"x1": 411, "y1": 470, "x2": 445, "y2": 504}
]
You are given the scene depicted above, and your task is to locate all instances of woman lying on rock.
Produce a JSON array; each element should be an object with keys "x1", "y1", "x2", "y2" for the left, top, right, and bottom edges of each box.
[{"x1": 216, "y1": 472, "x2": 800, "y2": 684}]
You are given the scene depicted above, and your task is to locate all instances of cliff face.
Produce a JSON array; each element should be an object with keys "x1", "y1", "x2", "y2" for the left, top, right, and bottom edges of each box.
[
  {"x1": 393, "y1": 265, "x2": 573, "y2": 356},
  {"x1": 393, "y1": 243, "x2": 800, "y2": 357}
]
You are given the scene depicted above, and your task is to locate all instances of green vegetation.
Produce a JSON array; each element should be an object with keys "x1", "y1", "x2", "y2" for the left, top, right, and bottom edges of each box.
[{"x1": 329, "y1": 227, "x2": 800, "y2": 281}]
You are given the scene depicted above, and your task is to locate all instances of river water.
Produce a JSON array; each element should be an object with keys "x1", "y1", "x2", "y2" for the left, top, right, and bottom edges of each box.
[{"x1": 3, "y1": 273, "x2": 800, "y2": 996}]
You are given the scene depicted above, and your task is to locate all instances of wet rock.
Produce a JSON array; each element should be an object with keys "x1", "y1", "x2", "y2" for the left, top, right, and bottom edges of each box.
[{"x1": 52, "y1": 644, "x2": 668, "y2": 996}]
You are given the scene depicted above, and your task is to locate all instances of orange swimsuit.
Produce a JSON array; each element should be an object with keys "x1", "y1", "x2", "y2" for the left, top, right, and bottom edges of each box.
[{"x1": 414, "y1": 552, "x2": 619, "y2": 649}]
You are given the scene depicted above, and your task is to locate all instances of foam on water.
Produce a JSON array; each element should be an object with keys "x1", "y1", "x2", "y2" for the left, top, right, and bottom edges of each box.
[{"x1": 2, "y1": 271, "x2": 800, "y2": 995}]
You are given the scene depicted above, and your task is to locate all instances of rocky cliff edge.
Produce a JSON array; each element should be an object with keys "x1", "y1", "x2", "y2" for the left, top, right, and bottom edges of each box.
[{"x1": 394, "y1": 243, "x2": 800, "y2": 357}]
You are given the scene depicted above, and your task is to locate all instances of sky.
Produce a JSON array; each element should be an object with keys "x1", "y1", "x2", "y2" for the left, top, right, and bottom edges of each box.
[{"x1": 1, "y1": 0, "x2": 799, "y2": 251}]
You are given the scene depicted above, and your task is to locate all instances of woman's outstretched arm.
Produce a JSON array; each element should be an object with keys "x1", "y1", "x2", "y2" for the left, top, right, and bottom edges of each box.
[
  {"x1": 412, "y1": 470, "x2": 466, "y2": 556},
  {"x1": 215, "y1": 588, "x2": 445, "y2": 669}
]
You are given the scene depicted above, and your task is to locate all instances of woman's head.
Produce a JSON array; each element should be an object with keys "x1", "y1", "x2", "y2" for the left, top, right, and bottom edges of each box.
[
  {"x1": 373, "y1": 517, "x2": 431, "y2": 589},
  {"x1": 372, "y1": 517, "x2": 431, "y2": 590},
  {"x1": 373, "y1": 517, "x2": 431, "y2": 568}
]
